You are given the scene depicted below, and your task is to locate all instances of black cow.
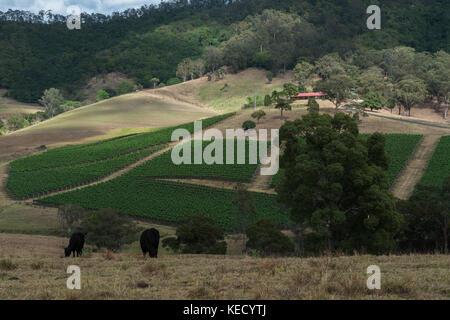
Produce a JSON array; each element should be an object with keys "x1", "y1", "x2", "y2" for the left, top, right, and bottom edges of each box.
[
  {"x1": 65, "y1": 232, "x2": 85, "y2": 257},
  {"x1": 140, "y1": 228, "x2": 160, "y2": 258}
]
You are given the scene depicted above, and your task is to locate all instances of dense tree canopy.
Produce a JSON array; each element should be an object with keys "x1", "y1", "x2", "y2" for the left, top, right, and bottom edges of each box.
[
  {"x1": 0, "y1": 0, "x2": 448, "y2": 102},
  {"x1": 277, "y1": 113, "x2": 403, "y2": 254}
]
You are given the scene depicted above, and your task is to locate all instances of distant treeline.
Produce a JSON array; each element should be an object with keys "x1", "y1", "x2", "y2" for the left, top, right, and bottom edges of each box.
[{"x1": 0, "y1": 0, "x2": 448, "y2": 102}]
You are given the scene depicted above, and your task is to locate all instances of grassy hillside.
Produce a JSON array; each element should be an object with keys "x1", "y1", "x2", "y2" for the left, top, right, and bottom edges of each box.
[
  {"x1": 0, "y1": 91, "x2": 217, "y2": 160},
  {"x1": 155, "y1": 68, "x2": 292, "y2": 112}
]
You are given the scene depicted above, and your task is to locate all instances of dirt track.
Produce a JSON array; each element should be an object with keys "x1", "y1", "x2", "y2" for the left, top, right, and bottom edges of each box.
[{"x1": 390, "y1": 135, "x2": 441, "y2": 200}]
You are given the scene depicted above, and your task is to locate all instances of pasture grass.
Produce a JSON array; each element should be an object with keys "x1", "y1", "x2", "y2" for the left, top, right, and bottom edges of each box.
[
  {"x1": 0, "y1": 253, "x2": 448, "y2": 299},
  {"x1": 196, "y1": 68, "x2": 289, "y2": 112},
  {"x1": 0, "y1": 204, "x2": 60, "y2": 235}
]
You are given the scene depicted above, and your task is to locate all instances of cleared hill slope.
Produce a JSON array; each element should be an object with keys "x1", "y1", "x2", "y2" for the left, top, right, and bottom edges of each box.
[
  {"x1": 0, "y1": 89, "x2": 42, "y2": 122},
  {"x1": 0, "y1": 91, "x2": 216, "y2": 162},
  {"x1": 154, "y1": 68, "x2": 293, "y2": 112}
]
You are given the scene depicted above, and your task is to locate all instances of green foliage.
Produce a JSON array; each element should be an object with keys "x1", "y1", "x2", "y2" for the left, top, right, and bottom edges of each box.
[
  {"x1": 251, "y1": 109, "x2": 266, "y2": 122},
  {"x1": 38, "y1": 88, "x2": 65, "y2": 117},
  {"x1": 167, "y1": 78, "x2": 181, "y2": 86},
  {"x1": 378, "y1": 134, "x2": 422, "y2": 184},
  {"x1": 315, "y1": 53, "x2": 345, "y2": 80},
  {"x1": 1, "y1": 1, "x2": 448, "y2": 103},
  {"x1": 246, "y1": 219, "x2": 295, "y2": 256},
  {"x1": 163, "y1": 214, "x2": 227, "y2": 254},
  {"x1": 278, "y1": 113, "x2": 403, "y2": 254},
  {"x1": 243, "y1": 95, "x2": 264, "y2": 108},
  {"x1": 420, "y1": 136, "x2": 450, "y2": 187},
  {"x1": 360, "y1": 92, "x2": 386, "y2": 111},
  {"x1": 252, "y1": 50, "x2": 273, "y2": 70},
  {"x1": 133, "y1": 140, "x2": 264, "y2": 182},
  {"x1": 271, "y1": 134, "x2": 422, "y2": 188},
  {"x1": 57, "y1": 204, "x2": 87, "y2": 234},
  {"x1": 357, "y1": 67, "x2": 387, "y2": 96},
  {"x1": 104, "y1": 88, "x2": 117, "y2": 97},
  {"x1": 177, "y1": 58, "x2": 195, "y2": 82},
  {"x1": 398, "y1": 178, "x2": 450, "y2": 254},
  {"x1": 7, "y1": 146, "x2": 166, "y2": 199},
  {"x1": 242, "y1": 120, "x2": 256, "y2": 130},
  {"x1": 62, "y1": 100, "x2": 82, "y2": 111},
  {"x1": 96, "y1": 90, "x2": 110, "y2": 102},
  {"x1": 151, "y1": 78, "x2": 160, "y2": 89},
  {"x1": 37, "y1": 179, "x2": 288, "y2": 231},
  {"x1": 266, "y1": 72, "x2": 273, "y2": 83},
  {"x1": 282, "y1": 83, "x2": 299, "y2": 96},
  {"x1": 394, "y1": 77, "x2": 427, "y2": 116},
  {"x1": 264, "y1": 94, "x2": 272, "y2": 107},
  {"x1": 116, "y1": 81, "x2": 135, "y2": 95},
  {"x1": 306, "y1": 98, "x2": 319, "y2": 114},
  {"x1": 271, "y1": 89, "x2": 293, "y2": 118},
  {"x1": 7, "y1": 114, "x2": 27, "y2": 131},
  {"x1": 232, "y1": 184, "x2": 257, "y2": 235},
  {"x1": 80, "y1": 208, "x2": 140, "y2": 251},
  {"x1": 315, "y1": 74, "x2": 354, "y2": 109},
  {"x1": 293, "y1": 61, "x2": 314, "y2": 86}
]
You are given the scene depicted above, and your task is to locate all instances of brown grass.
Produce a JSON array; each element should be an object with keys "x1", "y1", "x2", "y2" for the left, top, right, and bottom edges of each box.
[{"x1": 0, "y1": 253, "x2": 448, "y2": 300}]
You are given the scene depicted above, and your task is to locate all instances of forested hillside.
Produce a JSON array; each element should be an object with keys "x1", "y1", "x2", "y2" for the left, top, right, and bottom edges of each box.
[{"x1": 0, "y1": 0, "x2": 449, "y2": 102}]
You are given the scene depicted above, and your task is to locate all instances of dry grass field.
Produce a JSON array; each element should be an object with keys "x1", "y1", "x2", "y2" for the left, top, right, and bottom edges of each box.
[
  {"x1": 0, "y1": 246, "x2": 448, "y2": 300},
  {"x1": 0, "y1": 89, "x2": 42, "y2": 122},
  {"x1": 155, "y1": 68, "x2": 293, "y2": 112}
]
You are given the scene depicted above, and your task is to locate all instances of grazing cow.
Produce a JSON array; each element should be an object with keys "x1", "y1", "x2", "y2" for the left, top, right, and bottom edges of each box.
[
  {"x1": 65, "y1": 232, "x2": 85, "y2": 257},
  {"x1": 140, "y1": 228, "x2": 160, "y2": 258}
]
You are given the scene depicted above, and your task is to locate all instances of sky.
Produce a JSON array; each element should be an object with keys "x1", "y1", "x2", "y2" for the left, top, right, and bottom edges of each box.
[{"x1": 0, "y1": 0, "x2": 162, "y2": 15}]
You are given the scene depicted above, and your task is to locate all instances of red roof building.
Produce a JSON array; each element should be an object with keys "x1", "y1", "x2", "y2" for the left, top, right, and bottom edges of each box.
[{"x1": 291, "y1": 92, "x2": 328, "y2": 99}]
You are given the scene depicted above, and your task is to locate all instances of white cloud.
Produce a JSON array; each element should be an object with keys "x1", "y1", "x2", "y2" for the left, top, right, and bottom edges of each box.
[{"x1": 0, "y1": 0, "x2": 162, "y2": 14}]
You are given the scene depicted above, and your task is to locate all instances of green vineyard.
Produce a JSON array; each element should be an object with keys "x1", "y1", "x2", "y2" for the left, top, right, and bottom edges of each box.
[
  {"x1": 134, "y1": 139, "x2": 268, "y2": 182},
  {"x1": 36, "y1": 177, "x2": 288, "y2": 231},
  {"x1": 9, "y1": 113, "x2": 235, "y2": 172},
  {"x1": 419, "y1": 135, "x2": 450, "y2": 187},
  {"x1": 6, "y1": 145, "x2": 167, "y2": 199}
]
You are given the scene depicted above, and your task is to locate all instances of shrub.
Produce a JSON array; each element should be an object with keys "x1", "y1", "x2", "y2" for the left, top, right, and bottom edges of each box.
[
  {"x1": 116, "y1": 81, "x2": 135, "y2": 95},
  {"x1": 264, "y1": 95, "x2": 272, "y2": 107},
  {"x1": 96, "y1": 90, "x2": 110, "y2": 101},
  {"x1": 307, "y1": 98, "x2": 319, "y2": 113},
  {"x1": 167, "y1": 78, "x2": 181, "y2": 86},
  {"x1": 162, "y1": 214, "x2": 227, "y2": 254},
  {"x1": 58, "y1": 204, "x2": 87, "y2": 234},
  {"x1": 80, "y1": 208, "x2": 140, "y2": 251},
  {"x1": 116, "y1": 80, "x2": 134, "y2": 95},
  {"x1": 266, "y1": 71, "x2": 273, "y2": 83},
  {"x1": 62, "y1": 100, "x2": 82, "y2": 111},
  {"x1": 246, "y1": 219, "x2": 295, "y2": 256},
  {"x1": 7, "y1": 114, "x2": 26, "y2": 131},
  {"x1": 251, "y1": 110, "x2": 266, "y2": 123},
  {"x1": 242, "y1": 120, "x2": 256, "y2": 130},
  {"x1": 104, "y1": 88, "x2": 117, "y2": 97}
]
